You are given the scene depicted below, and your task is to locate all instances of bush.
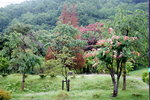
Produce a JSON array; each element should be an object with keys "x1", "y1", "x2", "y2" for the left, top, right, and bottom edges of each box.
[
  {"x1": 0, "y1": 89, "x2": 12, "y2": 100},
  {"x1": 142, "y1": 71, "x2": 149, "y2": 84},
  {"x1": 1, "y1": 73, "x2": 8, "y2": 77},
  {"x1": 25, "y1": 74, "x2": 28, "y2": 78},
  {"x1": 49, "y1": 73, "x2": 56, "y2": 78},
  {"x1": 39, "y1": 74, "x2": 47, "y2": 78},
  {"x1": 132, "y1": 93, "x2": 142, "y2": 97}
]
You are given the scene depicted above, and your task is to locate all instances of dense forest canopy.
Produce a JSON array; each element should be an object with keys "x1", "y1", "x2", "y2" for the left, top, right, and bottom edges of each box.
[{"x1": 0, "y1": 0, "x2": 148, "y2": 33}]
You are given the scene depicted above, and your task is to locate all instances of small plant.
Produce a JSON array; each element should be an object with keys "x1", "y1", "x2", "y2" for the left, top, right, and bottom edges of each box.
[
  {"x1": 81, "y1": 75, "x2": 84, "y2": 78},
  {"x1": 39, "y1": 74, "x2": 47, "y2": 78},
  {"x1": 93, "y1": 93, "x2": 101, "y2": 98},
  {"x1": 49, "y1": 73, "x2": 56, "y2": 78},
  {"x1": 25, "y1": 74, "x2": 28, "y2": 78},
  {"x1": 0, "y1": 89, "x2": 12, "y2": 100},
  {"x1": 142, "y1": 71, "x2": 149, "y2": 84},
  {"x1": 1, "y1": 73, "x2": 8, "y2": 77},
  {"x1": 132, "y1": 93, "x2": 142, "y2": 97}
]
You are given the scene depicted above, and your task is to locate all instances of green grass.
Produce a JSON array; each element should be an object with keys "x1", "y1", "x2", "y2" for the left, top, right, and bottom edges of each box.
[
  {"x1": 128, "y1": 68, "x2": 148, "y2": 77},
  {"x1": 0, "y1": 74, "x2": 148, "y2": 100}
]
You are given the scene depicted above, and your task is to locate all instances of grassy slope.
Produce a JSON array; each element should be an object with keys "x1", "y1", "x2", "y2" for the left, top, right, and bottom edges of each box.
[
  {"x1": 128, "y1": 68, "x2": 148, "y2": 77},
  {"x1": 0, "y1": 73, "x2": 148, "y2": 100}
]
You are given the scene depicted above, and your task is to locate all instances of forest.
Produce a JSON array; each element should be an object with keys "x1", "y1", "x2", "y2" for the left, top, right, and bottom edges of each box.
[{"x1": 0, "y1": 0, "x2": 149, "y2": 100}]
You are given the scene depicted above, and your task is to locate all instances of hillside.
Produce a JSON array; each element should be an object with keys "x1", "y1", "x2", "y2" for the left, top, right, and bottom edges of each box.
[{"x1": 0, "y1": 0, "x2": 148, "y2": 32}]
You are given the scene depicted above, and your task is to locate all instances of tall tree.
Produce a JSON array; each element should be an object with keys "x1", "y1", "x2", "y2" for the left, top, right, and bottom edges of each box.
[
  {"x1": 0, "y1": 23, "x2": 41, "y2": 90},
  {"x1": 85, "y1": 28, "x2": 139, "y2": 97},
  {"x1": 112, "y1": 9, "x2": 148, "y2": 90}
]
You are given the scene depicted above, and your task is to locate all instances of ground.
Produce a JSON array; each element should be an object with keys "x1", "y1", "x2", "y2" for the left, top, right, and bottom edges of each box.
[{"x1": 0, "y1": 68, "x2": 148, "y2": 100}]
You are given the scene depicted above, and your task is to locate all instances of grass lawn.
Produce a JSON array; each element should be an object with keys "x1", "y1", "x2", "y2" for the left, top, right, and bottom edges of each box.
[{"x1": 0, "y1": 73, "x2": 148, "y2": 100}]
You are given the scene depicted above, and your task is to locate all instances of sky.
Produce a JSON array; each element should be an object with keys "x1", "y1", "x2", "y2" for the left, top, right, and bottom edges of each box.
[{"x1": 0, "y1": 0, "x2": 29, "y2": 7}]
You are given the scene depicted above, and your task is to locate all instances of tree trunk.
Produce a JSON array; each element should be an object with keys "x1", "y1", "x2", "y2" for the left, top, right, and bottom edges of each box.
[
  {"x1": 21, "y1": 73, "x2": 25, "y2": 91},
  {"x1": 65, "y1": 77, "x2": 68, "y2": 90},
  {"x1": 111, "y1": 74, "x2": 119, "y2": 97},
  {"x1": 112, "y1": 81, "x2": 118, "y2": 97},
  {"x1": 122, "y1": 68, "x2": 126, "y2": 90},
  {"x1": 110, "y1": 71, "x2": 118, "y2": 97}
]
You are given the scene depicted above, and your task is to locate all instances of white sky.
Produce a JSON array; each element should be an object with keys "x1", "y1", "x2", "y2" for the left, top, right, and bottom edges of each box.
[{"x1": 0, "y1": 0, "x2": 29, "y2": 8}]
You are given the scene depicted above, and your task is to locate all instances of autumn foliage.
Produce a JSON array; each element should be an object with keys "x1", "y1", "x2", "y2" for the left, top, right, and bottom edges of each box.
[
  {"x1": 78, "y1": 22, "x2": 104, "y2": 33},
  {"x1": 73, "y1": 52, "x2": 85, "y2": 69},
  {"x1": 59, "y1": 4, "x2": 79, "y2": 28},
  {"x1": 45, "y1": 47, "x2": 55, "y2": 60}
]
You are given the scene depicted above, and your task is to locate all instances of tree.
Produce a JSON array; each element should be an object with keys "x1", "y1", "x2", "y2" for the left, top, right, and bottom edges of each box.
[
  {"x1": 85, "y1": 29, "x2": 139, "y2": 97},
  {"x1": 97, "y1": 36, "x2": 138, "y2": 97},
  {"x1": 79, "y1": 22, "x2": 104, "y2": 50},
  {"x1": 112, "y1": 9, "x2": 148, "y2": 90},
  {"x1": 44, "y1": 23, "x2": 86, "y2": 91},
  {"x1": 112, "y1": 9, "x2": 148, "y2": 66},
  {"x1": 59, "y1": 4, "x2": 79, "y2": 28},
  {"x1": 1, "y1": 23, "x2": 41, "y2": 90},
  {"x1": 73, "y1": 51, "x2": 85, "y2": 69},
  {"x1": 45, "y1": 23, "x2": 86, "y2": 68}
]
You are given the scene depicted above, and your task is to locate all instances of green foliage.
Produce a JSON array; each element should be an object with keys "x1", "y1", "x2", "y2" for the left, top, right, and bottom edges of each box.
[
  {"x1": 44, "y1": 23, "x2": 86, "y2": 76},
  {"x1": 142, "y1": 71, "x2": 149, "y2": 84},
  {"x1": 0, "y1": 0, "x2": 147, "y2": 32},
  {"x1": 96, "y1": 61, "x2": 109, "y2": 74},
  {"x1": 97, "y1": 48, "x2": 112, "y2": 65},
  {"x1": 5, "y1": 22, "x2": 32, "y2": 35},
  {"x1": 0, "y1": 89, "x2": 12, "y2": 100},
  {"x1": 0, "y1": 12, "x2": 10, "y2": 32},
  {"x1": 47, "y1": 23, "x2": 86, "y2": 52},
  {"x1": 1, "y1": 23, "x2": 42, "y2": 74},
  {"x1": 112, "y1": 9, "x2": 148, "y2": 66},
  {"x1": 40, "y1": 59, "x2": 63, "y2": 76},
  {"x1": 125, "y1": 62, "x2": 134, "y2": 73},
  {"x1": 0, "y1": 57, "x2": 9, "y2": 73}
]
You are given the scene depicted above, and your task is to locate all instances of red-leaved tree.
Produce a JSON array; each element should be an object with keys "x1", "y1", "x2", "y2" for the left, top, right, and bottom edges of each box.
[{"x1": 59, "y1": 4, "x2": 79, "y2": 28}]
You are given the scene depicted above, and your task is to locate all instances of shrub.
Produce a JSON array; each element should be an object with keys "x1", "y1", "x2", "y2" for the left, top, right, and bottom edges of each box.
[
  {"x1": 142, "y1": 71, "x2": 149, "y2": 84},
  {"x1": 0, "y1": 89, "x2": 12, "y2": 100},
  {"x1": 49, "y1": 72, "x2": 56, "y2": 78},
  {"x1": 132, "y1": 93, "x2": 142, "y2": 97},
  {"x1": 39, "y1": 74, "x2": 47, "y2": 78},
  {"x1": 1, "y1": 73, "x2": 8, "y2": 77},
  {"x1": 25, "y1": 74, "x2": 28, "y2": 78}
]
